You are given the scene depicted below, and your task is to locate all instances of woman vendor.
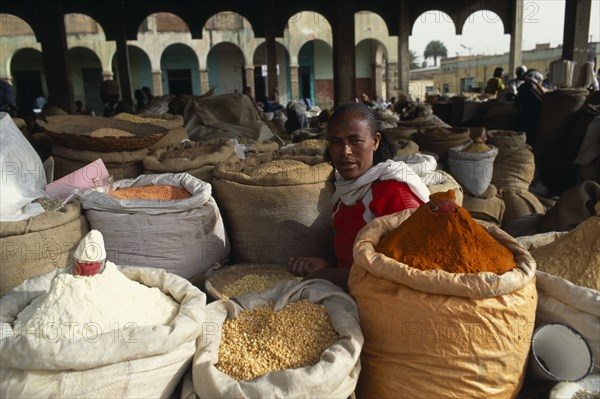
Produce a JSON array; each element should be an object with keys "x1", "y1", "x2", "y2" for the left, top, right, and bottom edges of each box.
[{"x1": 288, "y1": 102, "x2": 430, "y2": 289}]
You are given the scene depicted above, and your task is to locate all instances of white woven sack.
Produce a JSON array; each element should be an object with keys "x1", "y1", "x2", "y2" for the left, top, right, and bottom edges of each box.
[
  {"x1": 448, "y1": 142, "x2": 498, "y2": 197},
  {"x1": 395, "y1": 152, "x2": 437, "y2": 177},
  {"x1": 190, "y1": 279, "x2": 363, "y2": 399},
  {"x1": 517, "y1": 233, "x2": 600, "y2": 373},
  {"x1": 80, "y1": 173, "x2": 230, "y2": 278},
  {"x1": 0, "y1": 264, "x2": 206, "y2": 398}
]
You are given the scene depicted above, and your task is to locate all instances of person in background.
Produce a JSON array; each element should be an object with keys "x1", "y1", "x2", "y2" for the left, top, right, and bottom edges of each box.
[
  {"x1": 242, "y1": 85, "x2": 258, "y2": 111},
  {"x1": 100, "y1": 79, "x2": 134, "y2": 117},
  {"x1": 288, "y1": 102, "x2": 430, "y2": 290},
  {"x1": 75, "y1": 100, "x2": 93, "y2": 115},
  {"x1": 484, "y1": 67, "x2": 505, "y2": 97},
  {"x1": 134, "y1": 89, "x2": 148, "y2": 113},
  {"x1": 284, "y1": 101, "x2": 308, "y2": 133},
  {"x1": 0, "y1": 79, "x2": 16, "y2": 114},
  {"x1": 142, "y1": 86, "x2": 154, "y2": 103},
  {"x1": 506, "y1": 65, "x2": 528, "y2": 101},
  {"x1": 515, "y1": 69, "x2": 546, "y2": 147}
]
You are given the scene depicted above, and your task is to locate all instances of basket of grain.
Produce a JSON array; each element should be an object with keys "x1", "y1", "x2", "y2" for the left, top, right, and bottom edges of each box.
[
  {"x1": 187, "y1": 279, "x2": 363, "y2": 399},
  {"x1": 113, "y1": 112, "x2": 188, "y2": 150},
  {"x1": 36, "y1": 115, "x2": 168, "y2": 152},
  {"x1": 204, "y1": 263, "x2": 302, "y2": 300}
]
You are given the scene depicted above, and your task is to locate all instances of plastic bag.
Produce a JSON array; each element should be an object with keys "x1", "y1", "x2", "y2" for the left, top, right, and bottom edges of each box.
[{"x1": 0, "y1": 112, "x2": 47, "y2": 221}]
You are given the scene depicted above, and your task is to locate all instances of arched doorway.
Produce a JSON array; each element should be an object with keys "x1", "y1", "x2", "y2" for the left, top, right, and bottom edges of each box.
[
  {"x1": 11, "y1": 48, "x2": 45, "y2": 116},
  {"x1": 356, "y1": 39, "x2": 388, "y2": 102},
  {"x1": 69, "y1": 47, "x2": 103, "y2": 116},
  {"x1": 128, "y1": 45, "x2": 153, "y2": 93},
  {"x1": 160, "y1": 43, "x2": 200, "y2": 96},
  {"x1": 206, "y1": 42, "x2": 245, "y2": 95},
  {"x1": 298, "y1": 39, "x2": 333, "y2": 109},
  {"x1": 253, "y1": 42, "x2": 290, "y2": 104}
]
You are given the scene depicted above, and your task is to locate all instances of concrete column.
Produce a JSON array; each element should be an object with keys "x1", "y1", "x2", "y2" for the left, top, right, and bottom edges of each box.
[
  {"x1": 289, "y1": 64, "x2": 300, "y2": 101},
  {"x1": 112, "y1": 2, "x2": 132, "y2": 105},
  {"x1": 373, "y1": 63, "x2": 385, "y2": 99},
  {"x1": 397, "y1": 0, "x2": 410, "y2": 95},
  {"x1": 265, "y1": 21, "x2": 278, "y2": 99},
  {"x1": 200, "y1": 69, "x2": 210, "y2": 94},
  {"x1": 332, "y1": 0, "x2": 356, "y2": 105},
  {"x1": 37, "y1": 2, "x2": 74, "y2": 113},
  {"x1": 245, "y1": 66, "x2": 255, "y2": 93},
  {"x1": 508, "y1": 0, "x2": 523, "y2": 79},
  {"x1": 386, "y1": 62, "x2": 398, "y2": 101},
  {"x1": 152, "y1": 70, "x2": 163, "y2": 96},
  {"x1": 562, "y1": 0, "x2": 592, "y2": 67}
]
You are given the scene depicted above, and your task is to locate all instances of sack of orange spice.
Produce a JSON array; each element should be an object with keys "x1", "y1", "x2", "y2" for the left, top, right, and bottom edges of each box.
[{"x1": 348, "y1": 190, "x2": 537, "y2": 399}]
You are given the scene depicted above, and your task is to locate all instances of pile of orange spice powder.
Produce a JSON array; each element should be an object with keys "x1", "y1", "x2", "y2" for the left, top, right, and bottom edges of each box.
[
  {"x1": 376, "y1": 190, "x2": 515, "y2": 274},
  {"x1": 110, "y1": 185, "x2": 192, "y2": 201}
]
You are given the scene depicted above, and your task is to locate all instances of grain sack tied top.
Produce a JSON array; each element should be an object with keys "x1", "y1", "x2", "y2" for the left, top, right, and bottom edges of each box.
[{"x1": 212, "y1": 159, "x2": 335, "y2": 264}]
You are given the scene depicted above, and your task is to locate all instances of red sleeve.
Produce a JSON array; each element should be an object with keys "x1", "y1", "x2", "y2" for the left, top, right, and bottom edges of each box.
[{"x1": 369, "y1": 180, "x2": 424, "y2": 217}]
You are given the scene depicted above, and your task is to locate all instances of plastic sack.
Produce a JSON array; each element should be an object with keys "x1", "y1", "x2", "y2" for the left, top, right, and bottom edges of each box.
[
  {"x1": 448, "y1": 142, "x2": 498, "y2": 197},
  {"x1": 0, "y1": 113, "x2": 47, "y2": 221}
]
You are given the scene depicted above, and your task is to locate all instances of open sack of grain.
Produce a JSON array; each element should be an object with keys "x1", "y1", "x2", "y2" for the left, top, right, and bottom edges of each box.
[
  {"x1": 415, "y1": 126, "x2": 471, "y2": 167},
  {"x1": 143, "y1": 139, "x2": 236, "y2": 184},
  {"x1": 349, "y1": 191, "x2": 536, "y2": 398},
  {"x1": 79, "y1": 173, "x2": 229, "y2": 279},
  {"x1": 212, "y1": 159, "x2": 335, "y2": 264},
  {"x1": 0, "y1": 231, "x2": 206, "y2": 398},
  {"x1": 517, "y1": 207, "x2": 600, "y2": 373},
  {"x1": 185, "y1": 279, "x2": 363, "y2": 399}
]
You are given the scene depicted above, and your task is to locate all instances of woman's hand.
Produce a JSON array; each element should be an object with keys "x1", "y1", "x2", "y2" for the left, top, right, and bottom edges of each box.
[{"x1": 288, "y1": 257, "x2": 330, "y2": 277}]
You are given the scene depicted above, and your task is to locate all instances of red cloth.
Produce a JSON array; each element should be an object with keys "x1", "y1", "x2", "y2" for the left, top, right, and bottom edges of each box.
[{"x1": 332, "y1": 180, "x2": 423, "y2": 269}]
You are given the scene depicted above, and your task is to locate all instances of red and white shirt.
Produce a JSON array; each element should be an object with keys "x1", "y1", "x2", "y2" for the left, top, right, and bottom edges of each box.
[{"x1": 332, "y1": 179, "x2": 424, "y2": 269}]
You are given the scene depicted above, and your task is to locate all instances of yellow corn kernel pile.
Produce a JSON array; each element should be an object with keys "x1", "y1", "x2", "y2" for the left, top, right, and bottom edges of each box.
[
  {"x1": 245, "y1": 160, "x2": 308, "y2": 177},
  {"x1": 220, "y1": 272, "x2": 302, "y2": 299},
  {"x1": 216, "y1": 300, "x2": 339, "y2": 380}
]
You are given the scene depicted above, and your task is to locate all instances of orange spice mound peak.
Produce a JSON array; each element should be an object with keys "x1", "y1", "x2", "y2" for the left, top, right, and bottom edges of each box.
[{"x1": 375, "y1": 190, "x2": 515, "y2": 274}]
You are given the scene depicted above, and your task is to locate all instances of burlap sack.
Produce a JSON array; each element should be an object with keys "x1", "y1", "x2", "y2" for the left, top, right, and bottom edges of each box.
[
  {"x1": 462, "y1": 185, "x2": 505, "y2": 225},
  {"x1": 189, "y1": 279, "x2": 363, "y2": 399},
  {"x1": 415, "y1": 127, "x2": 471, "y2": 165},
  {"x1": 482, "y1": 101, "x2": 520, "y2": 130},
  {"x1": 143, "y1": 139, "x2": 236, "y2": 184},
  {"x1": 52, "y1": 144, "x2": 147, "y2": 180},
  {"x1": 0, "y1": 201, "x2": 89, "y2": 297},
  {"x1": 0, "y1": 264, "x2": 206, "y2": 398},
  {"x1": 394, "y1": 138, "x2": 419, "y2": 157},
  {"x1": 518, "y1": 233, "x2": 599, "y2": 374},
  {"x1": 212, "y1": 160, "x2": 335, "y2": 264},
  {"x1": 382, "y1": 126, "x2": 418, "y2": 140},
  {"x1": 540, "y1": 181, "x2": 600, "y2": 232},
  {"x1": 501, "y1": 189, "x2": 546, "y2": 227},
  {"x1": 349, "y1": 210, "x2": 537, "y2": 399},
  {"x1": 487, "y1": 130, "x2": 535, "y2": 190},
  {"x1": 535, "y1": 89, "x2": 588, "y2": 194}
]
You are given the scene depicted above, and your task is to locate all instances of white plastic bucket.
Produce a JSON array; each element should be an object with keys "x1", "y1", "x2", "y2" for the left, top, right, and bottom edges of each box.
[{"x1": 529, "y1": 323, "x2": 594, "y2": 382}]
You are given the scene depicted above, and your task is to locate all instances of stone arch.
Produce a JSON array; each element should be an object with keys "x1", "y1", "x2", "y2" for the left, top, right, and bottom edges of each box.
[
  {"x1": 356, "y1": 38, "x2": 389, "y2": 101},
  {"x1": 297, "y1": 39, "x2": 333, "y2": 109},
  {"x1": 127, "y1": 45, "x2": 153, "y2": 93},
  {"x1": 284, "y1": 11, "x2": 333, "y2": 65},
  {"x1": 252, "y1": 41, "x2": 291, "y2": 104},
  {"x1": 206, "y1": 42, "x2": 246, "y2": 95},
  {"x1": 0, "y1": 14, "x2": 38, "y2": 80},
  {"x1": 202, "y1": 11, "x2": 257, "y2": 66},
  {"x1": 10, "y1": 47, "x2": 45, "y2": 114},
  {"x1": 68, "y1": 46, "x2": 104, "y2": 115},
  {"x1": 159, "y1": 43, "x2": 201, "y2": 96}
]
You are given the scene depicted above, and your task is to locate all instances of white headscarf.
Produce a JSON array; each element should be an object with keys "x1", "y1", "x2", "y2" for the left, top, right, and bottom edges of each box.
[{"x1": 332, "y1": 159, "x2": 431, "y2": 206}]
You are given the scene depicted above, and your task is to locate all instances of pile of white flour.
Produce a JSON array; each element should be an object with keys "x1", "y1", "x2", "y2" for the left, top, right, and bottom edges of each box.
[{"x1": 14, "y1": 261, "x2": 179, "y2": 341}]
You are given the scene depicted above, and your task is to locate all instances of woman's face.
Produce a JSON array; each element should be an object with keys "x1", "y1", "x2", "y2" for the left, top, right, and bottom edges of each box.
[{"x1": 327, "y1": 112, "x2": 381, "y2": 180}]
